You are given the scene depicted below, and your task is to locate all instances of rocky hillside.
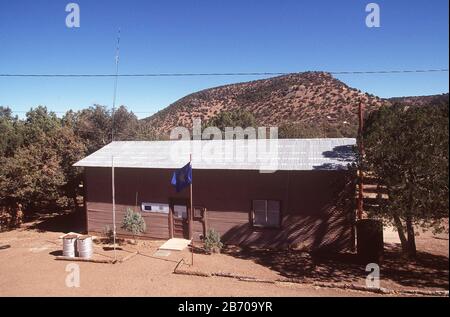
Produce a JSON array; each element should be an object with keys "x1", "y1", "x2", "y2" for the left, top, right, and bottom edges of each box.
[
  {"x1": 388, "y1": 93, "x2": 449, "y2": 107},
  {"x1": 143, "y1": 72, "x2": 399, "y2": 137}
]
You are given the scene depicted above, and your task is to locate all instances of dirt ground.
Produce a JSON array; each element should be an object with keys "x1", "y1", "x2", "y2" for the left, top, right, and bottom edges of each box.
[{"x1": 0, "y1": 212, "x2": 448, "y2": 297}]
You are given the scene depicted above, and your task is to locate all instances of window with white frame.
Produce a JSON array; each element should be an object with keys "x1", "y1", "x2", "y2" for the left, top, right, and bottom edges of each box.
[{"x1": 252, "y1": 200, "x2": 281, "y2": 228}]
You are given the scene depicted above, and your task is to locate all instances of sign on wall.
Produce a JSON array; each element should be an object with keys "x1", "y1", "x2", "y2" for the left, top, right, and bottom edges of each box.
[{"x1": 141, "y1": 203, "x2": 170, "y2": 214}]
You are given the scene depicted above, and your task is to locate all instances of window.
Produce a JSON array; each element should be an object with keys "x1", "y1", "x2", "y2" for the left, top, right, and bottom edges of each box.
[
  {"x1": 173, "y1": 205, "x2": 188, "y2": 220},
  {"x1": 252, "y1": 200, "x2": 281, "y2": 228},
  {"x1": 193, "y1": 206, "x2": 205, "y2": 220}
]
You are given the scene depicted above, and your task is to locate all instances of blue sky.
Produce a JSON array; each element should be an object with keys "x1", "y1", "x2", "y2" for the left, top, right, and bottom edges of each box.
[{"x1": 0, "y1": 0, "x2": 448, "y2": 118}]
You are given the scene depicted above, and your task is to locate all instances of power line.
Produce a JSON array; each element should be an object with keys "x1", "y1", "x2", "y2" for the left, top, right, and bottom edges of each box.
[
  {"x1": 4, "y1": 110, "x2": 157, "y2": 113},
  {"x1": 0, "y1": 68, "x2": 448, "y2": 78}
]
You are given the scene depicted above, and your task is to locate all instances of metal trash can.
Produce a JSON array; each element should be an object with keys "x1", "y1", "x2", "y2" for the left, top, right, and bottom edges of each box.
[
  {"x1": 62, "y1": 234, "x2": 78, "y2": 257},
  {"x1": 76, "y1": 235, "x2": 93, "y2": 259},
  {"x1": 356, "y1": 219, "x2": 384, "y2": 263}
]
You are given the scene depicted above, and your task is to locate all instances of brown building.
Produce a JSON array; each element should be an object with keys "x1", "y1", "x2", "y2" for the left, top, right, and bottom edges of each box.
[{"x1": 74, "y1": 139, "x2": 357, "y2": 251}]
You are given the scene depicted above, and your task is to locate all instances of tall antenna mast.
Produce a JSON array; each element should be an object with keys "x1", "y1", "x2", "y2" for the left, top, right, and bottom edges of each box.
[
  {"x1": 111, "y1": 29, "x2": 121, "y2": 261},
  {"x1": 111, "y1": 28, "x2": 121, "y2": 142}
]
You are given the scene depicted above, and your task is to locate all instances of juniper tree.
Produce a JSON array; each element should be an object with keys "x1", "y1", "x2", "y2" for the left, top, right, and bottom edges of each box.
[{"x1": 362, "y1": 101, "x2": 449, "y2": 257}]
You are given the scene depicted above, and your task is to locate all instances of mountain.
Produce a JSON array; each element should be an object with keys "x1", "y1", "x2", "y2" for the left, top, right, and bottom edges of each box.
[
  {"x1": 388, "y1": 93, "x2": 449, "y2": 107},
  {"x1": 143, "y1": 72, "x2": 444, "y2": 138}
]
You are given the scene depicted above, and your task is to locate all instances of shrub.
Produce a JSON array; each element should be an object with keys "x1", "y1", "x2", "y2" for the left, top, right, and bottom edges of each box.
[
  {"x1": 203, "y1": 109, "x2": 257, "y2": 133},
  {"x1": 102, "y1": 225, "x2": 114, "y2": 244},
  {"x1": 204, "y1": 228, "x2": 223, "y2": 254},
  {"x1": 121, "y1": 208, "x2": 146, "y2": 242}
]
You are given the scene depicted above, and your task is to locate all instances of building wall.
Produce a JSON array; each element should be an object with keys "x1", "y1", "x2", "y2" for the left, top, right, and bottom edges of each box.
[{"x1": 85, "y1": 167, "x2": 356, "y2": 251}]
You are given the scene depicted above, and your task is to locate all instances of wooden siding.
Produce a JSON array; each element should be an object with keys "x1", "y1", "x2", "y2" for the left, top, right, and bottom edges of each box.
[
  {"x1": 87, "y1": 202, "x2": 170, "y2": 240},
  {"x1": 84, "y1": 167, "x2": 355, "y2": 251}
]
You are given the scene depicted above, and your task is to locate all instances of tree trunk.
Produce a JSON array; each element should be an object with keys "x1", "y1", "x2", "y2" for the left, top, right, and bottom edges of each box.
[
  {"x1": 72, "y1": 193, "x2": 78, "y2": 210},
  {"x1": 406, "y1": 214, "x2": 417, "y2": 258},
  {"x1": 403, "y1": 184, "x2": 417, "y2": 258},
  {"x1": 393, "y1": 213, "x2": 408, "y2": 253},
  {"x1": 386, "y1": 185, "x2": 409, "y2": 254}
]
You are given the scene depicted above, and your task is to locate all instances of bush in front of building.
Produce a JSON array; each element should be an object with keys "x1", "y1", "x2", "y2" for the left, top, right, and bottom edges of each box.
[
  {"x1": 204, "y1": 228, "x2": 223, "y2": 254},
  {"x1": 102, "y1": 225, "x2": 115, "y2": 244},
  {"x1": 121, "y1": 208, "x2": 146, "y2": 243}
]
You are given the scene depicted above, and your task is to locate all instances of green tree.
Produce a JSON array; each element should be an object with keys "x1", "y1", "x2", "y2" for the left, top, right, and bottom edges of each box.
[
  {"x1": 23, "y1": 106, "x2": 61, "y2": 146},
  {"x1": 50, "y1": 127, "x2": 87, "y2": 207},
  {"x1": 0, "y1": 107, "x2": 24, "y2": 157},
  {"x1": 71, "y1": 105, "x2": 112, "y2": 154},
  {"x1": 203, "y1": 109, "x2": 257, "y2": 131},
  {"x1": 0, "y1": 106, "x2": 87, "y2": 213},
  {"x1": 279, "y1": 120, "x2": 358, "y2": 139},
  {"x1": 112, "y1": 105, "x2": 140, "y2": 141},
  {"x1": 0, "y1": 142, "x2": 66, "y2": 209},
  {"x1": 362, "y1": 102, "x2": 449, "y2": 257},
  {"x1": 70, "y1": 105, "x2": 145, "y2": 153},
  {"x1": 134, "y1": 121, "x2": 163, "y2": 141},
  {"x1": 279, "y1": 121, "x2": 326, "y2": 138}
]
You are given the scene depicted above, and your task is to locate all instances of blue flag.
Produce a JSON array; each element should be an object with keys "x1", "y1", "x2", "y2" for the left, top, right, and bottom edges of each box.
[{"x1": 171, "y1": 162, "x2": 192, "y2": 193}]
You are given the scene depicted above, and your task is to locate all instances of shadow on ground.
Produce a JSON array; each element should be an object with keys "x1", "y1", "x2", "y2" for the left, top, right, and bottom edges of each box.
[
  {"x1": 19, "y1": 209, "x2": 449, "y2": 290},
  {"x1": 223, "y1": 243, "x2": 449, "y2": 290},
  {"x1": 26, "y1": 208, "x2": 86, "y2": 234}
]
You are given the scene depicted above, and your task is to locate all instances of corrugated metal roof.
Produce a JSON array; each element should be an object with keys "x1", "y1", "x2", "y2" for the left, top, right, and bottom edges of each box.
[{"x1": 73, "y1": 138, "x2": 356, "y2": 171}]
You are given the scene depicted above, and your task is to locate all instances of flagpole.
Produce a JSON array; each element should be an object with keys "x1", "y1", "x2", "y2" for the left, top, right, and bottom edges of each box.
[
  {"x1": 189, "y1": 153, "x2": 194, "y2": 266},
  {"x1": 112, "y1": 155, "x2": 116, "y2": 261}
]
